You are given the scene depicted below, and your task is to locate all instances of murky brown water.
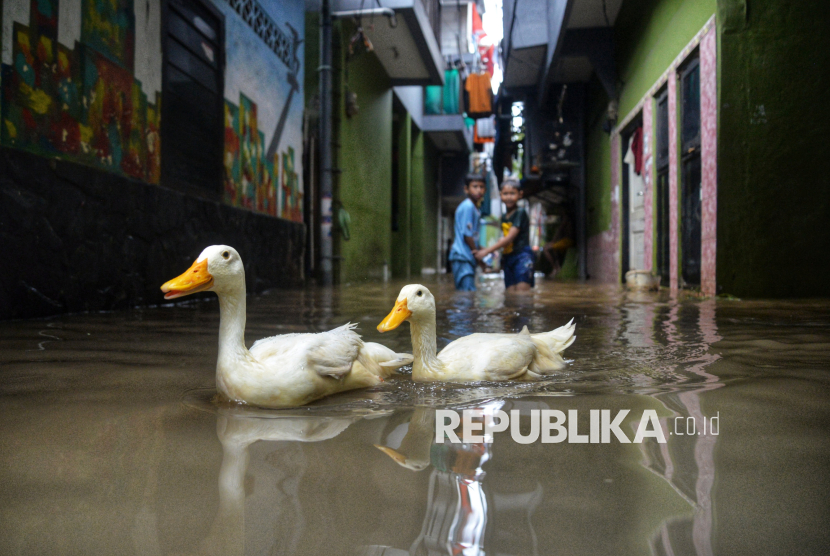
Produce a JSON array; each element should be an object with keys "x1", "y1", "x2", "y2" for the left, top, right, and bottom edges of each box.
[{"x1": 1, "y1": 278, "x2": 829, "y2": 555}]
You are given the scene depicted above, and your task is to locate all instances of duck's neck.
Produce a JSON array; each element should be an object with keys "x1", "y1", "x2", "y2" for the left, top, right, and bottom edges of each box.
[
  {"x1": 409, "y1": 311, "x2": 444, "y2": 379},
  {"x1": 216, "y1": 280, "x2": 253, "y2": 373}
]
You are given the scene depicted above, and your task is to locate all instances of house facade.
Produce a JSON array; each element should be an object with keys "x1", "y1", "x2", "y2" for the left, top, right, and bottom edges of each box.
[
  {"x1": 499, "y1": 0, "x2": 829, "y2": 298},
  {"x1": 304, "y1": 0, "x2": 477, "y2": 284}
]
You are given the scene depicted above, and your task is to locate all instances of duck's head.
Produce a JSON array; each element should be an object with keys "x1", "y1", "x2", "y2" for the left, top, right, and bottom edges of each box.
[
  {"x1": 377, "y1": 284, "x2": 435, "y2": 332},
  {"x1": 161, "y1": 245, "x2": 245, "y2": 300}
]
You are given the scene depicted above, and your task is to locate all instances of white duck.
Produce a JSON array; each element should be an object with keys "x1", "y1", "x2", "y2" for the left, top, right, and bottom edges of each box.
[
  {"x1": 377, "y1": 284, "x2": 575, "y2": 382},
  {"x1": 161, "y1": 245, "x2": 412, "y2": 407}
]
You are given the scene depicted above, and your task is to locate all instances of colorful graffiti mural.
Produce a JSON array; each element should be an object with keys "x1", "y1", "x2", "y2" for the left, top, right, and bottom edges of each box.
[
  {"x1": 282, "y1": 146, "x2": 300, "y2": 222},
  {"x1": 2, "y1": 0, "x2": 303, "y2": 220},
  {"x1": 216, "y1": 0, "x2": 304, "y2": 222},
  {"x1": 223, "y1": 93, "x2": 302, "y2": 221},
  {"x1": 1, "y1": 0, "x2": 161, "y2": 183}
]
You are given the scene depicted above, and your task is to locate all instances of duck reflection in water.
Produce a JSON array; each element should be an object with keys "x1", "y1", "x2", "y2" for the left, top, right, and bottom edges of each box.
[
  {"x1": 371, "y1": 403, "x2": 542, "y2": 556},
  {"x1": 201, "y1": 408, "x2": 362, "y2": 556}
]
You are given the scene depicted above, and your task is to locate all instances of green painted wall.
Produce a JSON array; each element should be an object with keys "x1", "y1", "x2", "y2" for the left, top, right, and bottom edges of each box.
[
  {"x1": 336, "y1": 22, "x2": 394, "y2": 283},
  {"x1": 391, "y1": 112, "x2": 412, "y2": 279},
  {"x1": 586, "y1": 76, "x2": 613, "y2": 237},
  {"x1": 717, "y1": 0, "x2": 830, "y2": 297},
  {"x1": 585, "y1": 0, "x2": 716, "y2": 242},
  {"x1": 393, "y1": 123, "x2": 439, "y2": 278},
  {"x1": 421, "y1": 138, "x2": 439, "y2": 271},
  {"x1": 304, "y1": 15, "x2": 438, "y2": 283},
  {"x1": 615, "y1": 0, "x2": 717, "y2": 118},
  {"x1": 409, "y1": 128, "x2": 426, "y2": 276}
]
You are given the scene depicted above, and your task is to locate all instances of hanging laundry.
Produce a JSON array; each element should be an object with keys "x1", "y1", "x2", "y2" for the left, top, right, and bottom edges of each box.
[
  {"x1": 629, "y1": 127, "x2": 644, "y2": 175},
  {"x1": 476, "y1": 116, "x2": 496, "y2": 140},
  {"x1": 472, "y1": 3, "x2": 484, "y2": 38},
  {"x1": 425, "y1": 86, "x2": 442, "y2": 115},
  {"x1": 474, "y1": 127, "x2": 495, "y2": 144},
  {"x1": 471, "y1": 4, "x2": 495, "y2": 77},
  {"x1": 480, "y1": 43, "x2": 495, "y2": 77},
  {"x1": 465, "y1": 73, "x2": 493, "y2": 119},
  {"x1": 443, "y1": 69, "x2": 461, "y2": 114}
]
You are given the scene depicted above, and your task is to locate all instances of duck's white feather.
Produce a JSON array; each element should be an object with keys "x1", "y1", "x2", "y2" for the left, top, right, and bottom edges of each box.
[
  {"x1": 386, "y1": 284, "x2": 575, "y2": 382},
  {"x1": 166, "y1": 246, "x2": 413, "y2": 408},
  {"x1": 434, "y1": 333, "x2": 536, "y2": 381},
  {"x1": 250, "y1": 323, "x2": 363, "y2": 379}
]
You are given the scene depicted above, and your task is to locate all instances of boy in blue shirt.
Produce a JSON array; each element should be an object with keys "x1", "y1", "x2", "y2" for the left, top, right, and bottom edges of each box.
[
  {"x1": 476, "y1": 179, "x2": 534, "y2": 293},
  {"x1": 449, "y1": 174, "x2": 486, "y2": 291}
]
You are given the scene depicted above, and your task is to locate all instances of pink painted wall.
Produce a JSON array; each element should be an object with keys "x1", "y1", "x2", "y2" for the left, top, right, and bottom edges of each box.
[
  {"x1": 668, "y1": 70, "x2": 680, "y2": 292},
  {"x1": 642, "y1": 99, "x2": 654, "y2": 272},
  {"x1": 587, "y1": 133, "x2": 622, "y2": 283},
  {"x1": 589, "y1": 17, "x2": 717, "y2": 292},
  {"x1": 699, "y1": 27, "x2": 718, "y2": 296}
]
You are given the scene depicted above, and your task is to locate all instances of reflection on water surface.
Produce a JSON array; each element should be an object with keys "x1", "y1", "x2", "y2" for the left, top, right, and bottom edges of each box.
[{"x1": 1, "y1": 279, "x2": 829, "y2": 555}]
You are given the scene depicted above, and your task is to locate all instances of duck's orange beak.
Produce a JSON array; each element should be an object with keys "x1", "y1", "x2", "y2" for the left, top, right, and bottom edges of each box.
[
  {"x1": 161, "y1": 259, "x2": 214, "y2": 300},
  {"x1": 377, "y1": 298, "x2": 411, "y2": 332},
  {"x1": 374, "y1": 445, "x2": 407, "y2": 464}
]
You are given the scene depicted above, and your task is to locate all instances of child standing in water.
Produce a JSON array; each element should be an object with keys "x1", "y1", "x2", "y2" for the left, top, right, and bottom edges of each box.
[
  {"x1": 476, "y1": 179, "x2": 535, "y2": 293},
  {"x1": 449, "y1": 174, "x2": 486, "y2": 291}
]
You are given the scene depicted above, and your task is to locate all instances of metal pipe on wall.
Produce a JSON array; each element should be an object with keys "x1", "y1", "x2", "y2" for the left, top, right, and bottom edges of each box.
[
  {"x1": 578, "y1": 86, "x2": 587, "y2": 280},
  {"x1": 319, "y1": 0, "x2": 334, "y2": 285}
]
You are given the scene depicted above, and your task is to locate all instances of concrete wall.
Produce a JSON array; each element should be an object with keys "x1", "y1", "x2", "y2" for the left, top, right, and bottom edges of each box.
[
  {"x1": 335, "y1": 20, "x2": 394, "y2": 283},
  {"x1": 585, "y1": 0, "x2": 716, "y2": 284},
  {"x1": 303, "y1": 17, "x2": 440, "y2": 283},
  {"x1": 586, "y1": 0, "x2": 830, "y2": 297},
  {"x1": 410, "y1": 127, "x2": 425, "y2": 276},
  {"x1": 0, "y1": 148, "x2": 304, "y2": 320},
  {"x1": 615, "y1": 0, "x2": 717, "y2": 119},
  {"x1": 1, "y1": 0, "x2": 305, "y2": 220},
  {"x1": 716, "y1": 0, "x2": 830, "y2": 297},
  {"x1": 421, "y1": 138, "x2": 439, "y2": 272},
  {"x1": 391, "y1": 111, "x2": 412, "y2": 280},
  {"x1": 216, "y1": 0, "x2": 305, "y2": 220}
]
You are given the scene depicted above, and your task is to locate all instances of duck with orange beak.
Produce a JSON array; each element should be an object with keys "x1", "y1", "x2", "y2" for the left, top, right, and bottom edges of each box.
[
  {"x1": 162, "y1": 245, "x2": 413, "y2": 408},
  {"x1": 378, "y1": 284, "x2": 575, "y2": 382}
]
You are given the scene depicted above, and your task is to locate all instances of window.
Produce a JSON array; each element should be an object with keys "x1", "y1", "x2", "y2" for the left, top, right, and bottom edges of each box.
[{"x1": 161, "y1": 0, "x2": 224, "y2": 196}]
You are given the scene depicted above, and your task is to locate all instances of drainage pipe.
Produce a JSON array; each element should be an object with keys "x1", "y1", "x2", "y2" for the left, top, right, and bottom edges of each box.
[{"x1": 319, "y1": 0, "x2": 334, "y2": 285}]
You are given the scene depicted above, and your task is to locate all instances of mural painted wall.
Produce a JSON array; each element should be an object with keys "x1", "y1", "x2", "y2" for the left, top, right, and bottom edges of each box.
[
  {"x1": 1, "y1": 0, "x2": 162, "y2": 183},
  {"x1": 215, "y1": 0, "x2": 304, "y2": 221},
  {"x1": 1, "y1": 0, "x2": 303, "y2": 221}
]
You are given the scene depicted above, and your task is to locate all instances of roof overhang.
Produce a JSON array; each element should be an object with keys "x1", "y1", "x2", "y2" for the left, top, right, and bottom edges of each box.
[
  {"x1": 333, "y1": 0, "x2": 444, "y2": 85},
  {"x1": 501, "y1": 0, "x2": 570, "y2": 92},
  {"x1": 421, "y1": 115, "x2": 473, "y2": 152},
  {"x1": 542, "y1": 0, "x2": 622, "y2": 99}
]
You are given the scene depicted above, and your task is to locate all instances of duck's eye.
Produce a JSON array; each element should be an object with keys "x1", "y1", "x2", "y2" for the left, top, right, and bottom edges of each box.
[
  {"x1": 222, "y1": 251, "x2": 230, "y2": 259},
  {"x1": 417, "y1": 290, "x2": 423, "y2": 297}
]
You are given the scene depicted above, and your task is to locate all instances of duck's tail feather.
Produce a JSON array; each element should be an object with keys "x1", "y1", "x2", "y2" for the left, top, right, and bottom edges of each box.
[
  {"x1": 359, "y1": 342, "x2": 414, "y2": 378},
  {"x1": 529, "y1": 318, "x2": 576, "y2": 375},
  {"x1": 378, "y1": 353, "x2": 415, "y2": 368}
]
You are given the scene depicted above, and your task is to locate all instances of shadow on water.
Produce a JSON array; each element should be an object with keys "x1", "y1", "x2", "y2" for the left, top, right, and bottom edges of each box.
[{"x1": 1, "y1": 278, "x2": 829, "y2": 554}]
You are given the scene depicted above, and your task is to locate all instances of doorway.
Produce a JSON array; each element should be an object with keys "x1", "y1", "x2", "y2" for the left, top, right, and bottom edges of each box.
[
  {"x1": 679, "y1": 53, "x2": 702, "y2": 287},
  {"x1": 621, "y1": 115, "x2": 645, "y2": 278}
]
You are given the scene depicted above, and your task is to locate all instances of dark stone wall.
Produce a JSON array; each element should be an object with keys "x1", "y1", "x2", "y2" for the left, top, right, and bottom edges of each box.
[
  {"x1": 0, "y1": 148, "x2": 305, "y2": 320},
  {"x1": 717, "y1": 0, "x2": 830, "y2": 297}
]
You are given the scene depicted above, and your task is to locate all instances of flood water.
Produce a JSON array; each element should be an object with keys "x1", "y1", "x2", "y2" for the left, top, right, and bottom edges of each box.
[{"x1": 1, "y1": 277, "x2": 829, "y2": 555}]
